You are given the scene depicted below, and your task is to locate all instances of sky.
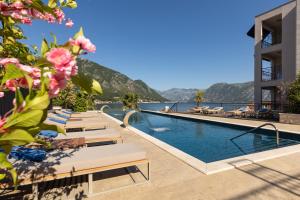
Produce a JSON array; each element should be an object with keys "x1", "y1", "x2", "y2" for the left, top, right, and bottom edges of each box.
[{"x1": 22, "y1": 0, "x2": 288, "y2": 90}]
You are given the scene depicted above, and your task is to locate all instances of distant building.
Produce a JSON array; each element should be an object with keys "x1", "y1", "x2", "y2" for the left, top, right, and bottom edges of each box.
[{"x1": 247, "y1": 0, "x2": 300, "y2": 111}]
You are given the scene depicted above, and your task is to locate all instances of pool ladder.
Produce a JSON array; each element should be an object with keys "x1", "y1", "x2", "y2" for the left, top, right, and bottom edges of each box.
[{"x1": 230, "y1": 123, "x2": 280, "y2": 145}]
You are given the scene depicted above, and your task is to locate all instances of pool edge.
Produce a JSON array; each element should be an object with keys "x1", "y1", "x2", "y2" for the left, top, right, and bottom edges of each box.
[{"x1": 102, "y1": 112, "x2": 300, "y2": 175}]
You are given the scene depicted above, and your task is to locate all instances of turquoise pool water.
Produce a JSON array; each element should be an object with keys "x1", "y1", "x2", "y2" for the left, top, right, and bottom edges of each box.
[{"x1": 106, "y1": 109, "x2": 300, "y2": 163}]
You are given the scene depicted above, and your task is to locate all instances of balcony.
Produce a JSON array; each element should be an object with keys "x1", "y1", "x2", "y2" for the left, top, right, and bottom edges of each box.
[
  {"x1": 261, "y1": 53, "x2": 282, "y2": 82},
  {"x1": 262, "y1": 65, "x2": 282, "y2": 81},
  {"x1": 261, "y1": 14, "x2": 282, "y2": 49}
]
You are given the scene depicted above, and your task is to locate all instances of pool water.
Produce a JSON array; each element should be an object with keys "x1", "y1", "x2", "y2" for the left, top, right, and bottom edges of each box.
[{"x1": 107, "y1": 110, "x2": 300, "y2": 163}]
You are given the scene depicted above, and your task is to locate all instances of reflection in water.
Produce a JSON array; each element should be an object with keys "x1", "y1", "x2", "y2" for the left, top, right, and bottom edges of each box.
[
  {"x1": 194, "y1": 123, "x2": 204, "y2": 138},
  {"x1": 151, "y1": 127, "x2": 171, "y2": 132}
]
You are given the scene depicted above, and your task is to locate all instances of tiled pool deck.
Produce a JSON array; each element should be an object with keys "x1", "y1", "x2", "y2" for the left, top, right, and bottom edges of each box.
[
  {"x1": 6, "y1": 112, "x2": 300, "y2": 199},
  {"x1": 92, "y1": 112, "x2": 300, "y2": 200}
]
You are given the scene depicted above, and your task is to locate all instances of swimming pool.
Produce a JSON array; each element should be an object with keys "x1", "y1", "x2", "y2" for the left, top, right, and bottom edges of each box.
[{"x1": 106, "y1": 109, "x2": 300, "y2": 163}]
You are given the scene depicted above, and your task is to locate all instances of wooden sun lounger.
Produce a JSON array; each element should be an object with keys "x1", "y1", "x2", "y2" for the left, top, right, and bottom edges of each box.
[
  {"x1": 12, "y1": 144, "x2": 150, "y2": 199},
  {"x1": 56, "y1": 130, "x2": 123, "y2": 144},
  {"x1": 44, "y1": 119, "x2": 109, "y2": 132}
]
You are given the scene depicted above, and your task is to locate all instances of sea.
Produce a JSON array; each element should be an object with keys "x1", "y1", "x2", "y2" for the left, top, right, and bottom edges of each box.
[{"x1": 96, "y1": 102, "x2": 251, "y2": 112}]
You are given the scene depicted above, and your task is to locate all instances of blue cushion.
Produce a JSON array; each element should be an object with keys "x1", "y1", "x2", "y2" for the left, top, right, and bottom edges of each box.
[
  {"x1": 62, "y1": 110, "x2": 73, "y2": 114},
  {"x1": 260, "y1": 108, "x2": 269, "y2": 113},
  {"x1": 55, "y1": 113, "x2": 69, "y2": 119},
  {"x1": 9, "y1": 146, "x2": 46, "y2": 162},
  {"x1": 39, "y1": 130, "x2": 58, "y2": 138},
  {"x1": 48, "y1": 117, "x2": 66, "y2": 124}
]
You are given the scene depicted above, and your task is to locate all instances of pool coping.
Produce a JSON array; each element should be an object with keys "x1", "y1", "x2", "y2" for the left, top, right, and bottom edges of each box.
[
  {"x1": 141, "y1": 110, "x2": 300, "y2": 135},
  {"x1": 102, "y1": 112, "x2": 300, "y2": 175}
]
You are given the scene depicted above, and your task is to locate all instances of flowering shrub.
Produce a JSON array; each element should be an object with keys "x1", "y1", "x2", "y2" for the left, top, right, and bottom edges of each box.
[{"x1": 0, "y1": 0, "x2": 102, "y2": 186}]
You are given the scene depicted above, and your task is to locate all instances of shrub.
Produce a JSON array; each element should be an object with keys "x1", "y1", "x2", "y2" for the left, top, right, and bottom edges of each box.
[{"x1": 287, "y1": 74, "x2": 300, "y2": 113}]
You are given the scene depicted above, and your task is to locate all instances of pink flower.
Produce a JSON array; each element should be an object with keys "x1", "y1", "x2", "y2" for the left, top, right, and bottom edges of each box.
[
  {"x1": 0, "y1": 58, "x2": 19, "y2": 66},
  {"x1": 18, "y1": 64, "x2": 34, "y2": 73},
  {"x1": 0, "y1": 2, "x2": 8, "y2": 11},
  {"x1": 33, "y1": 79, "x2": 41, "y2": 87},
  {"x1": 46, "y1": 48, "x2": 72, "y2": 67},
  {"x1": 5, "y1": 80, "x2": 17, "y2": 91},
  {"x1": 18, "y1": 78, "x2": 28, "y2": 88},
  {"x1": 69, "y1": 35, "x2": 96, "y2": 52},
  {"x1": 21, "y1": 17, "x2": 32, "y2": 25},
  {"x1": 11, "y1": 1, "x2": 24, "y2": 9},
  {"x1": 65, "y1": 18, "x2": 74, "y2": 28},
  {"x1": 54, "y1": 8, "x2": 65, "y2": 24},
  {"x1": 71, "y1": 65, "x2": 78, "y2": 76},
  {"x1": 0, "y1": 92, "x2": 4, "y2": 98},
  {"x1": 48, "y1": 74, "x2": 67, "y2": 97}
]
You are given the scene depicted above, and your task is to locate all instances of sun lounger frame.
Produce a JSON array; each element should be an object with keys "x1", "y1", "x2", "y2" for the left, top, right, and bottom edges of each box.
[{"x1": 21, "y1": 159, "x2": 150, "y2": 199}]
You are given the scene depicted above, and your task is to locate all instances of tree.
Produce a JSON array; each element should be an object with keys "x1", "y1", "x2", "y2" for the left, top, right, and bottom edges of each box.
[
  {"x1": 52, "y1": 82, "x2": 77, "y2": 109},
  {"x1": 287, "y1": 74, "x2": 300, "y2": 113},
  {"x1": 0, "y1": 0, "x2": 102, "y2": 185},
  {"x1": 194, "y1": 90, "x2": 205, "y2": 107},
  {"x1": 122, "y1": 93, "x2": 139, "y2": 110}
]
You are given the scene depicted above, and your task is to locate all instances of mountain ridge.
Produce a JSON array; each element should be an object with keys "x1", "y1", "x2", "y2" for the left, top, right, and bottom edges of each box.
[
  {"x1": 159, "y1": 82, "x2": 254, "y2": 103},
  {"x1": 77, "y1": 59, "x2": 167, "y2": 102}
]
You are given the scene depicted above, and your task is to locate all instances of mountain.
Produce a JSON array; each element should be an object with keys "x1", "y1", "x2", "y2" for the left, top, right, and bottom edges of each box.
[
  {"x1": 160, "y1": 82, "x2": 255, "y2": 103},
  {"x1": 158, "y1": 88, "x2": 199, "y2": 102},
  {"x1": 202, "y1": 82, "x2": 254, "y2": 103},
  {"x1": 77, "y1": 59, "x2": 167, "y2": 102}
]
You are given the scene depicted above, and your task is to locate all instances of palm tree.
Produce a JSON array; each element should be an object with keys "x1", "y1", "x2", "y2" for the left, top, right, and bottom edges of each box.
[
  {"x1": 122, "y1": 93, "x2": 139, "y2": 110},
  {"x1": 194, "y1": 90, "x2": 204, "y2": 107}
]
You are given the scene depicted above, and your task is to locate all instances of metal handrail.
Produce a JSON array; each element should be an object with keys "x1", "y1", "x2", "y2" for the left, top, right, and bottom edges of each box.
[
  {"x1": 230, "y1": 123, "x2": 280, "y2": 145},
  {"x1": 169, "y1": 101, "x2": 179, "y2": 112}
]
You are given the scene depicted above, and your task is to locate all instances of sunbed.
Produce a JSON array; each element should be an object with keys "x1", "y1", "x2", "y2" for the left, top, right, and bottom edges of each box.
[
  {"x1": 204, "y1": 107, "x2": 224, "y2": 114},
  {"x1": 45, "y1": 118, "x2": 109, "y2": 132},
  {"x1": 55, "y1": 129, "x2": 123, "y2": 144},
  {"x1": 11, "y1": 144, "x2": 149, "y2": 199},
  {"x1": 48, "y1": 113, "x2": 105, "y2": 123},
  {"x1": 256, "y1": 108, "x2": 273, "y2": 119},
  {"x1": 189, "y1": 106, "x2": 209, "y2": 113},
  {"x1": 226, "y1": 106, "x2": 250, "y2": 117}
]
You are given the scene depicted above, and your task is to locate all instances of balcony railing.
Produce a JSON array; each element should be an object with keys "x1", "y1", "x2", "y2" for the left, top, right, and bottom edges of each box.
[
  {"x1": 261, "y1": 66, "x2": 282, "y2": 81},
  {"x1": 261, "y1": 39, "x2": 281, "y2": 49}
]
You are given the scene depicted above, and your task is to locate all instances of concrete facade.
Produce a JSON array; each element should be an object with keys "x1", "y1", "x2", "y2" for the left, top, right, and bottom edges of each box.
[{"x1": 251, "y1": 0, "x2": 299, "y2": 111}]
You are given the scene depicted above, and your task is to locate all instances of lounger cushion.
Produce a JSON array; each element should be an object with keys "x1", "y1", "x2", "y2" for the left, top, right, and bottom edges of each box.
[
  {"x1": 56, "y1": 132, "x2": 121, "y2": 140},
  {"x1": 14, "y1": 144, "x2": 146, "y2": 182}
]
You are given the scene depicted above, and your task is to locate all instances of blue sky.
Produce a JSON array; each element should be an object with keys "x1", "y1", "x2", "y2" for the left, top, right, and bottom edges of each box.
[{"x1": 23, "y1": 0, "x2": 287, "y2": 90}]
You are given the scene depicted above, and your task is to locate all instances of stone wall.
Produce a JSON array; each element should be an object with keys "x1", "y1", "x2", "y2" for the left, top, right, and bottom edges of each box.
[{"x1": 279, "y1": 113, "x2": 300, "y2": 124}]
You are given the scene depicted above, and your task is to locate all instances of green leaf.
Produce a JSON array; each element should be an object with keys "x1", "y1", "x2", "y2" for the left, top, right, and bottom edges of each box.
[
  {"x1": 92, "y1": 79, "x2": 103, "y2": 95},
  {"x1": 0, "y1": 173, "x2": 6, "y2": 180},
  {"x1": 50, "y1": 32, "x2": 57, "y2": 48},
  {"x1": 27, "y1": 126, "x2": 42, "y2": 136},
  {"x1": 24, "y1": 74, "x2": 33, "y2": 92},
  {"x1": 1, "y1": 64, "x2": 24, "y2": 85},
  {"x1": 41, "y1": 39, "x2": 49, "y2": 57},
  {"x1": 48, "y1": 0, "x2": 57, "y2": 8},
  {"x1": 71, "y1": 73, "x2": 103, "y2": 95},
  {"x1": 66, "y1": 0, "x2": 77, "y2": 8},
  {"x1": 0, "y1": 152, "x2": 12, "y2": 168},
  {"x1": 39, "y1": 123, "x2": 65, "y2": 134},
  {"x1": 0, "y1": 129, "x2": 35, "y2": 146},
  {"x1": 74, "y1": 27, "x2": 84, "y2": 39},
  {"x1": 4, "y1": 110, "x2": 44, "y2": 128},
  {"x1": 24, "y1": 92, "x2": 50, "y2": 110},
  {"x1": 9, "y1": 168, "x2": 18, "y2": 187},
  {"x1": 15, "y1": 88, "x2": 24, "y2": 109}
]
